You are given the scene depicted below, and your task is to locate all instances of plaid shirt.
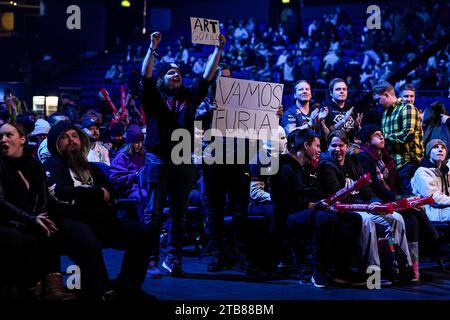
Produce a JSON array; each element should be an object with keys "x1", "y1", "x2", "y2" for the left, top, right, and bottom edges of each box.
[{"x1": 381, "y1": 99, "x2": 424, "y2": 169}]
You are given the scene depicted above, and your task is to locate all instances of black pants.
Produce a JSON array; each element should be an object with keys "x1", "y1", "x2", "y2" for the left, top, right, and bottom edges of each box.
[
  {"x1": 56, "y1": 217, "x2": 154, "y2": 300},
  {"x1": 397, "y1": 161, "x2": 420, "y2": 196},
  {"x1": 400, "y1": 208, "x2": 442, "y2": 257},
  {"x1": 287, "y1": 210, "x2": 362, "y2": 272},
  {"x1": 401, "y1": 209, "x2": 439, "y2": 242},
  {"x1": 0, "y1": 225, "x2": 60, "y2": 294},
  {"x1": 202, "y1": 163, "x2": 250, "y2": 253},
  {"x1": 287, "y1": 209, "x2": 335, "y2": 269}
]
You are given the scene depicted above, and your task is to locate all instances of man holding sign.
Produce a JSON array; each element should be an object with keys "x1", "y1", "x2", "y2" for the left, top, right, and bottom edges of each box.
[{"x1": 140, "y1": 31, "x2": 226, "y2": 277}]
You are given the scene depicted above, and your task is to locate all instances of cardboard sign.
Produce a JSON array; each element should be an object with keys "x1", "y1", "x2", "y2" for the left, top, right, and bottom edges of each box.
[
  {"x1": 212, "y1": 77, "x2": 283, "y2": 140},
  {"x1": 190, "y1": 17, "x2": 220, "y2": 46}
]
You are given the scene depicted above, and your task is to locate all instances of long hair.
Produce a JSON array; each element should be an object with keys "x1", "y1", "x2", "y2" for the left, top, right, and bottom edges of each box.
[
  {"x1": 119, "y1": 143, "x2": 146, "y2": 156},
  {"x1": 0, "y1": 122, "x2": 29, "y2": 153}
]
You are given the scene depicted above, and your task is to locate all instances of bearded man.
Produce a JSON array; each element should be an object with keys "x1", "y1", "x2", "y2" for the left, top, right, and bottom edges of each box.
[{"x1": 43, "y1": 122, "x2": 155, "y2": 301}]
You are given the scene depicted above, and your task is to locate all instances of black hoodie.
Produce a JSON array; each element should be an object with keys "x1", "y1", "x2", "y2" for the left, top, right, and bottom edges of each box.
[
  {"x1": 42, "y1": 122, "x2": 118, "y2": 224},
  {"x1": 270, "y1": 153, "x2": 322, "y2": 215},
  {"x1": 318, "y1": 151, "x2": 380, "y2": 204}
]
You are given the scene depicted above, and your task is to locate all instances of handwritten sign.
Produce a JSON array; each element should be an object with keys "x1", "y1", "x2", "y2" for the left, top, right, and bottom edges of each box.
[
  {"x1": 212, "y1": 77, "x2": 283, "y2": 139},
  {"x1": 190, "y1": 17, "x2": 220, "y2": 46}
]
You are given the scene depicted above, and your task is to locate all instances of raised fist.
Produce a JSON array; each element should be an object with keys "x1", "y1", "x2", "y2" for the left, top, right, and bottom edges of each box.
[
  {"x1": 217, "y1": 34, "x2": 227, "y2": 49},
  {"x1": 150, "y1": 31, "x2": 161, "y2": 49}
]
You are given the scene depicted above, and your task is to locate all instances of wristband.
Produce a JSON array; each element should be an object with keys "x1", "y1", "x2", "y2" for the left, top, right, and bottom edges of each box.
[{"x1": 149, "y1": 48, "x2": 159, "y2": 57}]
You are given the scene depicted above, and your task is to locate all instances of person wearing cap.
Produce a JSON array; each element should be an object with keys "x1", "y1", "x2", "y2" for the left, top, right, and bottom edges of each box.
[
  {"x1": 357, "y1": 124, "x2": 441, "y2": 281},
  {"x1": 374, "y1": 80, "x2": 424, "y2": 196},
  {"x1": 27, "y1": 118, "x2": 51, "y2": 157},
  {"x1": 82, "y1": 117, "x2": 111, "y2": 166},
  {"x1": 37, "y1": 112, "x2": 70, "y2": 164},
  {"x1": 140, "y1": 31, "x2": 226, "y2": 276},
  {"x1": 42, "y1": 122, "x2": 155, "y2": 301},
  {"x1": 29, "y1": 119, "x2": 51, "y2": 144}
]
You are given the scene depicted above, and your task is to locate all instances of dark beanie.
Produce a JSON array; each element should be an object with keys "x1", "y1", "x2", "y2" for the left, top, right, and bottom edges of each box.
[
  {"x1": 153, "y1": 62, "x2": 180, "y2": 79},
  {"x1": 110, "y1": 123, "x2": 125, "y2": 137},
  {"x1": 358, "y1": 124, "x2": 381, "y2": 144},
  {"x1": 81, "y1": 117, "x2": 97, "y2": 130},
  {"x1": 125, "y1": 124, "x2": 144, "y2": 144},
  {"x1": 16, "y1": 114, "x2": 35, "y2": 135},
  {"x1": 426, "y1": 139, "x2": 447, "y2": 156}
]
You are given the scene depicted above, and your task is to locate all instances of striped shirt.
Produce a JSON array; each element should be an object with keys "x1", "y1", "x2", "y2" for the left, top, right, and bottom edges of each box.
[{"x1": 381, "y1": 99, "x2": 424, "y2": 169}]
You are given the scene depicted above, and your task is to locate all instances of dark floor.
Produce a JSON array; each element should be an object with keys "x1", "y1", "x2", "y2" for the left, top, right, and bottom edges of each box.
[{"x1": 61, "y1": 248, "x2": 450, "y2": 301}]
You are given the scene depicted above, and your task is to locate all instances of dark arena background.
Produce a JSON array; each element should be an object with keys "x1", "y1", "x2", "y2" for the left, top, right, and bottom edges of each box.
[{"x1": 0, "y1": 0, "x2": 449, "y2": 316}]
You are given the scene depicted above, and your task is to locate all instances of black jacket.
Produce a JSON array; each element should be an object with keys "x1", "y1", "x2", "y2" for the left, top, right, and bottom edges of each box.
[
  {"x1": 318, "y1": 151, "x2": 380, "y2": 203},
  {"x1": 42, "y1": 122, "x2": 118, "y2": 224},
  {"x1": 141, "y1": 76, "x2": 211, "y2": 160},
  {"x1": 270, "y1": 153, "x2": 322, "y2": 215},
  {"x1": 357, "y1": 150, "x2": 399, "y2": 202},
  {"x1": 0, "y1": 153, "x2": 47, "y2": 226},
  {"x1": 323, "y1": 100, "x2": 358, "y2": 142}
]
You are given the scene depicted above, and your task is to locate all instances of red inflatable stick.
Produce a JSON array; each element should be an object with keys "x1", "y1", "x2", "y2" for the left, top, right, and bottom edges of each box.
[
  {"x1": 333, "y1": 202, "x2": 394, "y2": 214},
  {"x1": 407, "y1": 195, "x2": 434, "y2": 207},
  {"x1": 389, "y1": 196, "x2": 434, "y2": 211},
  {"x1": 324, "y1": 173, "x2": 372, "y2": 205},
  {"x1": 100, "y1": 88, "x2": 119, "y2": 117},
  {"x1": 390, "y1": 199, "x2": 410, "y2": 210}
]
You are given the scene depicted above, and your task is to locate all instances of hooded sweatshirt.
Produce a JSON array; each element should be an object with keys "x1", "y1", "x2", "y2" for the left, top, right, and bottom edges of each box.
[
  {"x1": 42, "y1": 122, "x2": 118, "y2": 224},
  {"x1": 270, "y1": 153, "x2": 322, "y2": 215},
  {"x1": 318, "y1": 151, "x2": 380, "y2": 203},
  {"x1": 411, "y1": 156, "x2": 450, "y2": 221}
]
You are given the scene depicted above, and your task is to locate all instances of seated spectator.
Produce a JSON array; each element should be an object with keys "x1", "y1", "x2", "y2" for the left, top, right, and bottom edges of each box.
[
  {"x1": 412, "y1": 139, "x2": 450, "y2": 222},
  {"x1": 234, "y1": 20, "x2": 249, "y2": 43},
  {"x1": 104, "y1": 65, "x2": 118, "y2": 83},
  {"x1": 107, "y1": 123, "x2": 126, "y2": 159},
  {"x1": 271, "y1": 129, "x2": 362, "y2": 288},
  {"x1": 323, "y1": 50, "x2": 340, "y2": 71},
  {"x1": 0, "y1": 122, "x2": 76, "y2": 301},
  {"x1": 82, "y1": 118, "x2": 111, "y2": 166},
  {"x1": 60, "y1": 94, "x2": 80, "y2": 123},
  {"x1": 0, "y1": 107, "x2": 10, "y2": 127},
  {"x1": 42, "y1": 122, "x2": 155, "y2": 301},
  {"x1": 357, "y1": 124, "x2": 442, "y2": 281},
  {"x1": 109, "y1": 124, "x2": 146, "y2": 215},
  {"x1": 161, "y1": 47, "x2": 176, "y2": 63},
  {"x1": 192, "y1": 57, "x2": 207, "y2": 76},
  {"x1": 38, "y1": 112, "x2": 70, "y2": 164},
  {"x1": 29, "y1": 119, "x2": 51, "y2": 156},
  {"x1": 319, "y1": 130, "x2": 412, "y2": 283}
]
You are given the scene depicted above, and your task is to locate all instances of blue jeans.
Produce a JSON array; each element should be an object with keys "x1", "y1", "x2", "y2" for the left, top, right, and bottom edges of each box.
[{"x1": 140, "y1": 152, "x2": 194, "y2": 257}]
